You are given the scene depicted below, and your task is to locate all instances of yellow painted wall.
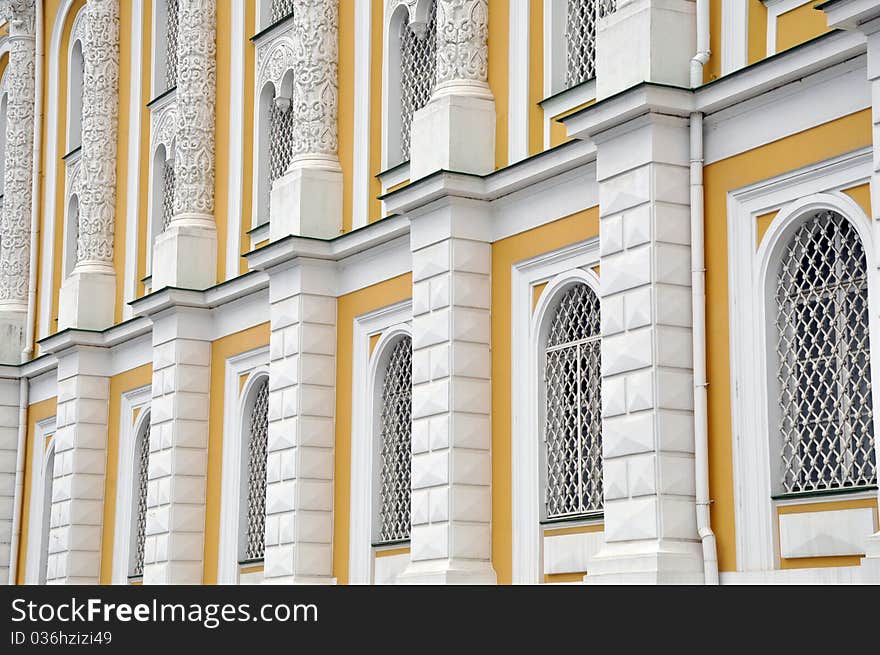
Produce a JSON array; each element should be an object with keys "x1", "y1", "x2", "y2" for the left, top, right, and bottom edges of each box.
[
  {"x1": 776, "y1": 2, "x2": 831, "y2": 54},
  {"x1": 339, "y1": 0, "x2": 355, "y2": 234},
  {"x1": 99, "y1": 364, "x2": 153, "y2": 584},
  {"x1": 333, "y1": 274, "x2": 412, "y2": 585},
  {"x1": 491, "y1": 207, "x2": 600, "y2": 584},
  {"x1": 203, "y1": 322, "x2": 271, "y2": 584},
  {"x1": 528, "y1": 0, "x2": 543, "y2": 156},
  {"x1": 15, "y1": 397, "x2": 58, "y2": 584},
  {"x1": 748, "y1": 1, "x2": 768, "y2": 65},
  {"x1": 489, "y1": 0, "x2": 509, "y2": 170},
  {"x1": 703, "y1": 109, "x2": 872, "y2": 573}
]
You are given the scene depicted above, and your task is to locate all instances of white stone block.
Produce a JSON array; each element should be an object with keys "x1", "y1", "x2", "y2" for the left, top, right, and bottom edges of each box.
[
  {"x1": 779, "y1": 508, "x2": 877, "y2": 559},
  {"x1": 270, "y1": 166, "x2": 343, "y2": 241},
  {"x1": 543, "y1": 530, "x2": 606, "y2": 575}
]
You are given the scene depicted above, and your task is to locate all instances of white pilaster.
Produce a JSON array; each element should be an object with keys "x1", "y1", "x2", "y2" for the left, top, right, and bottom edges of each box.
[
  {"x1": 409, "y1": 0, "x2": 496, "y2": 180},
  {"x1": 262, "y1": 258, "x2": 336, "y2": 584},
  {"x1": 58, "y1": 0, "x2": 120, "y2": 331},
  {"x1": 0, "y1": 376, "x2": 21, "y2": 584},
  {"x1": 143, "y1": 304, "x2": 211, "y2": 584},
  {"x1": 270, "y1": 0, "x2": 343, "y2": 241},
  {"x1": 0, "y1": 0, "x2": 36, "y2": 363},
  {"x1": 820, "y1": 0, "x2": 880, "y2": 569},
  {"x1": 398, "y1": 197, "x2": 496, "y2": 585},
  {"x1": 596, "y1": 0, "x2": 697, "y2": 100},
  {"x1": 39, "y1": 338, "x2": 111, "y2": 584},
  {"x1": 152, "y1": 0, "x2": 218, "y2": 291}
]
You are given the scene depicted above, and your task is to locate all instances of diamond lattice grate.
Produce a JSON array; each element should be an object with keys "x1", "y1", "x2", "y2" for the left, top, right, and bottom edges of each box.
[{"x1": 378, "y1": 337, "x2": 412, "y2": 544}]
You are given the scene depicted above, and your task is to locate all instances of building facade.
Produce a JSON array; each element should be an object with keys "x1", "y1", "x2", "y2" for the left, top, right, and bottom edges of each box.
[{"x1": 0, "y1": 0, "x2": 878, "y2": 585}]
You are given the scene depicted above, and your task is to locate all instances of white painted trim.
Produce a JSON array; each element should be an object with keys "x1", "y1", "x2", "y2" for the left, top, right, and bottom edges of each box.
[
  {"x1": 544, "y1": 0, "x2": 569, "y2": 98},
  {"x1": 508, "y1": 0, "x2": 530, "y2": 164},
  {"x1": 226, "y1": 0, "x2": 245, "y2": 280},
  {"x1": 766, "y1": 0, "x2": 813, "y2": 57},
  {"x1": 352, "y1": 0, "x2": 373, "y2": 229},
  {"x1": 123, "y1": 0, "x2": 145, "y2": 320},
  {"x1": 110, "y1": 386, "x2": 151, "y2": 584},
  {"x1": 39, "y1": 0, "x2": 82, "y2": 342},
  {"x1": 727, "y1": 147, "x2": 879, "y2": 572},
  {"x1": 510, "y1": 238, "x2": 600, "y2": 584},
  {"x1": 218, "y1": 347, "x2": 270, "y2": 584},
  {"x1": 541, "y1": 81, "x2": 596, "y2": 151},
  {"x1": 24, "y1": 416, "x2": 56, "y2": 585},
  {"x1": 721, "y1": 0, "x2": 750, "y2": 75},
  {"x1": 349, "y1": 300, "x2": 412, "y2": 584}
]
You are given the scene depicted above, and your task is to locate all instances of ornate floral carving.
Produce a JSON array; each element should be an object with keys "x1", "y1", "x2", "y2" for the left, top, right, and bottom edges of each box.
[
  {"x1": 289, "y1": 0, "x2": 339, "y2": 168},
  {"x1": 150, "y1": 93, "x2": 178, "y2": 162},
  {"x1": 434, "y1": 0, "x2": 489, "y2": 91},
  {"x1": 256, "y1": 35, "x2": 295, "y2": 95},
  {"x1": 75, "y1": 0, "x2": 120, "y2": 267},
  {"x1": 172, "y1": 0, "x2": 216, "y2": 220},
  {"x1": 0, "y1": 0, "x2": 36, "y2": 307}
]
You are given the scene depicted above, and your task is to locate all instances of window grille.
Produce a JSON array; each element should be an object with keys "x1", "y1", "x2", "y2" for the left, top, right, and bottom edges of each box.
[
  {"x1": 544, "y1": 283, "x2": 603, "y2": 519},
  {"x1": 565, "y1": 0, "x2": 616, "y2": 88},
  {"x1": 131, "y1": 421, "x2": 150, "y2": 578},
  {"x1": 776, "y1": 210, "x2": 877, "y2": 494},
  {"x1": 243, "y1": 379, "x2": 269, "y2": 562},
  {"x1": 272, "y1": 0, "x2": 295, "y2": 24},
  {"x1": 377, "y1": 337, "x2": 412, "y2": 544},
  {"x1": 165, "y1": 0, "x2": 179, "y2": 91},
  {"x1": 161, "y1": 162, "x2": 175, "y2": 231},
  {"x1": 265, "y1": 96, "x2": 294, "y2": 223},
  {"x1": 399, "y1": 1, "x2": 437, "y2": 162}
]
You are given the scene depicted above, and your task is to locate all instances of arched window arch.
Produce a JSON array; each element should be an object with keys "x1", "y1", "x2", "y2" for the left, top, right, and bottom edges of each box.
[
  {"x1": 254, "y1": 77, "x2": 294, "y2": 227},
  {"x1": 129, "y1": 411, "x2": 151, "y2": 579},
  {"x1": 373, "y1": 334, "x2": 412, "y2": 545},
  {"x1": 384, "y1": 0, "x2": 437, "y2": 168},
  {"x1": 772, "y1": 209, "x2": 877, "y2": 494},
  {"x1": 64, "y1": 193, "x2": 79, "y2": 276},
  {"x1": 240, "y1": 375, "x2": 269, "y2": 563},
  {"x1": 541, "y1": 282, "x2": 603, "y2": 520},
  {"x1": 39, "y1": 439, "x2": 57, "y2": 585}
]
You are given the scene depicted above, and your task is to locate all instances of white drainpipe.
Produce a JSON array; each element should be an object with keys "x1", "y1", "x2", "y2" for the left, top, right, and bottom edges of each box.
[
  {"x1": 690, "y1": 0, "x2": 719, "y2": 586},
  {"x1": 8, "y1": 0, "x2": 44, "y2": 585}
]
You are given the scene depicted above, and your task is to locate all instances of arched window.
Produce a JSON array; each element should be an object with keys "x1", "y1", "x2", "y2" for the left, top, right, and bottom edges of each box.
[
  {"x1": 774, "y1": 210, "x2": 877, "y2": 494},
  {"x1": 397, "y1": 0, "x2": 436, "y2": 164},
  {"x1": 67, "y1": 21, "x2": 85, "y2": 153},
  {"x1": 255, "y1": 81, "x2": 294, "y2": 226},
  {"x1": 543, "y1": 283, "x2": 603, "y2": 519},
  {"x1": 375, "y1": 336, "x2": 412, "y2": 544},
  {"x1": 563, "y1": 0, "x2": 615, "y2": 89},
  {"x1": 240, "y1": 377, "x2": 269, "y2": 562},
  {"x1": 129, "y1": 414, "x2": 151, "y2": 579},
  {"x1": 39, "y1": 442, "x2": 56, "y2": 585}
]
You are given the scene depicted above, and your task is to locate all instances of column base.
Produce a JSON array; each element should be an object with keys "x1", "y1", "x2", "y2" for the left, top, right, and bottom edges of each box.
[
  {"x1": 269, "y1": 166, "x2": 343, "y2": 241},
  {"x1": 262, "y1": 576, "x2": 337, "y2": 585},
  {"x1": 584, "y1": 540, "x2": 705, "y2": 585},
  {"x1": 58, "y1": 268, "x2": 116, "y2": 331},
  {"x1": 397, "y1": 559, "x2": 497, "y2": 585},
  {"x1": 0, "y1": 309, "x2": 26, "y2": 364},
  {"x1": 151, "y1": 221, "x2": 218, "y2": 291},
  {"x1": 410, "y1": 94, "x2": 496, "y2": 180}
]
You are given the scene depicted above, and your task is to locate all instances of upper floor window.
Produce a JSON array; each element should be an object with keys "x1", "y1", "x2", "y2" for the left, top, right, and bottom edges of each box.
[
  {"x1": 255, "y1": 82, "x2": 294, "y2": 226},
  {"x1": 375, "y1": 336, "x2": 412, "y2": 544},
  {"x1": 564, "y1": 0, "x2": 615, "y2": 89},
  {"x1": 543, "y1": 283, "x2": 603, "y2": 519},
  {"x1": 67, "y1": 10, "x2": 85, "y2": 153},
  {"x1": 129, "y1": 414, "x2": 151, "y2": 579},
  {"x1": 241, "y1": 377, "x2": 269, "y2": 563},
  {"x1": 156, "y1": 0, "x2": 179, "y2": 94},
  {"x1": 775, "y1": 210, "x2": 877, "y2": 494},
  {"x1": 271, "y1": 0, "x2": 295, "y2": 25}
]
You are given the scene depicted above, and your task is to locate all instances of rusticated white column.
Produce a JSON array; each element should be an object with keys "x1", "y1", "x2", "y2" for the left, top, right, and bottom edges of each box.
[
  {"x1": 398, "y1": 197, "x2": 496, "y2": 585},
  {"x1": 270, "y1": 0, "x2": 342, "y2": 241},
  {"x1": 261, "y1": 258, "x2": 336, "y2": 584},
  {"x1": 143, "y1": 304, "x2": 211, "y2": 584},
  {"x1": 39, "y1": 337, "x2": 112, "y2": 584},
  {"x1": 151, "y1": 0, "x2": 218, "y2": 291},
  {"x1": 0, "y1": 0, "x2": 35, "y2": 363},
  {"x1": 822, "y1": 0, "x2": 880, "y2": 578},
  {"x1": 58, "y1": 0, "x2": 120, "y2": 331},
  {"x1": 410, "y1": 0, "x2": 496, "y2": 180}
]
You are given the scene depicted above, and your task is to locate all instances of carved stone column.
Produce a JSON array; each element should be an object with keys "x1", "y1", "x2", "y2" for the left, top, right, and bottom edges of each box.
[
  {"x1": 410, "y1": 0, "x2": 496, "y2": 180},
  {"x1": 152, "y1": 0, "x2": 218, "y2": 291},
  {"x1": 0, "y1": 0, "x2": 35, "y2": 363},
  {"x1": 58, "y1": 0, "x2": 120, "y2": 331},
  {"x1": 270, "y1": 0, "x2": 342, "y2": 241}
]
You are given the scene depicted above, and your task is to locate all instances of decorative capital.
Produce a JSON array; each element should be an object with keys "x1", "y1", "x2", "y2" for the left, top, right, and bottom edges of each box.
[{"x1": 0, "y1": 0, "x2": 36, "y2": 37}]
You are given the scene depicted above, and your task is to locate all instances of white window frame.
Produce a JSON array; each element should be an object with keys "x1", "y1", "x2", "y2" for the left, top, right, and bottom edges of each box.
[
  {"x1": 24, "y1": 416, "x2": 57, "y2": 585},
  {"x1": 237, "y1": 370, "x2": 270, "y2": 565},
  {"x1": 349, "y1": 299, "x2": 412, "y2": 584},
  {"x1": 218, "y1": 346, "x2": 269, "y2": 584},
  {"x1": 727, "y1": 146, "x2": 880, "y2": 575},
  {"x1": 66, "y1": 6, "x2": 86, "y2": 154},
  {"x1": 765, "y1": 0, "x2": 814, "y2": 58},
  {"x1": 110, "y1": 385, "x2": 151, "y2": 584},
  {"x1": 510, "y1": 237, "x2": 600, "y2": 584}
]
